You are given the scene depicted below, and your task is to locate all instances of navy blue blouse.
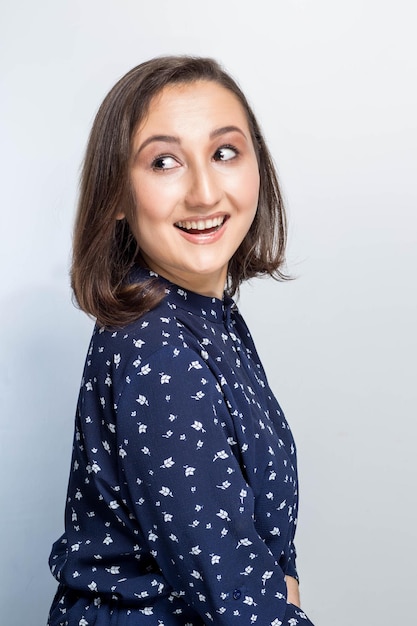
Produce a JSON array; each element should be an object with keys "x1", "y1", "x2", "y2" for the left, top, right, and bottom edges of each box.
[{"x1": 48, "y1": 268, "x2": 314, "y2": 625}]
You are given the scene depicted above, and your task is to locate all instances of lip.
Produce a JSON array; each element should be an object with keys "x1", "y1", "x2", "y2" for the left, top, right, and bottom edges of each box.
[{"x1": 174, "y1": 213, "x2": 229, "y2": 244}]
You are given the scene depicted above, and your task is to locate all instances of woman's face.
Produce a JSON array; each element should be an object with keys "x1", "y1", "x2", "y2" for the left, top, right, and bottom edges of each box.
[{"x1": 126, "y1": 80, "x2": 260, "y2": 298}]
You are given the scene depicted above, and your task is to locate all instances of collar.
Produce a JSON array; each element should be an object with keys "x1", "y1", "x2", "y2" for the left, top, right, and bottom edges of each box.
[{"x1": 130, "y1": 265, "x2": 237, "y2": 325}]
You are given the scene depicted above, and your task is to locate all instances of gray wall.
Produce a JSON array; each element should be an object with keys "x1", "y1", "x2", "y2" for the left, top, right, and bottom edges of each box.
[{"x1": 1, "y1": 1, "x2": 416, "y2": 624}]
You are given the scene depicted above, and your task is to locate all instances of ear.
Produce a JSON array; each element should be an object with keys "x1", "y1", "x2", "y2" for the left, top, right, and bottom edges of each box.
[{"x1": 115, "y1": 212, "x2": 126, "y2": 220}]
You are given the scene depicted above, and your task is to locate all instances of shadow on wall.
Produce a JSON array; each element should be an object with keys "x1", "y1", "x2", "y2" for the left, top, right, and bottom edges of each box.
[{"x1": 0, "y1": 284, "x2": 93, "y2": 626}]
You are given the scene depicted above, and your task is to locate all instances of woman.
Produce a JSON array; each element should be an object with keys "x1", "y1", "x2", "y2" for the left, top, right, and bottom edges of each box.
[{"x1": 48, "y1": 56, "x2": 315, "y2": 625}]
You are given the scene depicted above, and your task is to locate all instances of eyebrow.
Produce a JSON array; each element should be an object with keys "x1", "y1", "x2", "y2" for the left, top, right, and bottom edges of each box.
[
  {"x1": 134, "y1": 125, "x2": 247, "y2": 158},
  {"x1": 210, "y1": 125, "x2": 247, "y2": 140}
]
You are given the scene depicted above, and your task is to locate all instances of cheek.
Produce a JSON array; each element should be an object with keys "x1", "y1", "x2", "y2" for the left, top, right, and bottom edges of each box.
[
  {"x1": 240, "y1": 166, "x2": 260, "y2": 213},
  {"x1": 225, "y1": 162, "x2": 259, "y2": 209},
  {"x1": 132, "y1": 177, "x2": 180, "y2": 222}
]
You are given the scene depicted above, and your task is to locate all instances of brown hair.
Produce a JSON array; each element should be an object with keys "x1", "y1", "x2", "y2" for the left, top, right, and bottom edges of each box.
[{"x1": 71, "y1": 55, "x2": 289, "y2": 328}]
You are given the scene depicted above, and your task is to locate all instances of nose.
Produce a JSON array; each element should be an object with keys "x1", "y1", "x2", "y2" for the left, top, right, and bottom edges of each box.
[{"x1": 184, "y1": 163, "x2": 222, "y2": 211}]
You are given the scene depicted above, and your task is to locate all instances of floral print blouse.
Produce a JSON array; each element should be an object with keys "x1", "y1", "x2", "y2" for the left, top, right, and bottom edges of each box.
[{"x1": 48, "y1": 267, "x2": 314, "y2": 626}]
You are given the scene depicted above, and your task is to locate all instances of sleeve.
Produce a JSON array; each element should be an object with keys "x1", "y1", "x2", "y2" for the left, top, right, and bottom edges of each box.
[
  {"x1": 116, "y1": 345, "x2": 308, "y2": 625},
  {"x1": 235, "y1": 312, "x2": 301, "y2": 585},
  {"x1": 285, "y1": 542, "x2": 298, "y2": 582}
]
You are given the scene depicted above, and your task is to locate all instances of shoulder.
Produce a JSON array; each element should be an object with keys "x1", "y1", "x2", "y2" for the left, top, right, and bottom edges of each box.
[
  {"x1": 91, "y1": 299, "x2": 183, "y2": 358},
  {"x1": 83, "y1": 298, "x2": 210, "y2": 392}
]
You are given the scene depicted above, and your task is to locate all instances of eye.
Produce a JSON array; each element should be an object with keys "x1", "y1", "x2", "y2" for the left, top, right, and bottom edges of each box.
[
  {"x1": 151, "y1": 155, "x2": 179, "y2": 171},
  {"x1": 213, "y1": 145, "x2": 239, "y2": 162}
]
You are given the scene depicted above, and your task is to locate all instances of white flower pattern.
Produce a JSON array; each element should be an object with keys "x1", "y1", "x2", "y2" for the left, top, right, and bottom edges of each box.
[{"x1": 47, "y1": 267, "x2": 315, "y2": 626}]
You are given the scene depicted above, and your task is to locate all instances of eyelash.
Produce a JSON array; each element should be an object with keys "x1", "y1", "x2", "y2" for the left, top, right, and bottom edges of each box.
[
  {"x1": 151, "y1": 144, "x2": 240, "y2": 171},
  {"x1": 151, "y1": 155, "x2": 178, "y2": 171},
  {"x1": 213, "y1": 144, "x2": 240, "y2": 162}
]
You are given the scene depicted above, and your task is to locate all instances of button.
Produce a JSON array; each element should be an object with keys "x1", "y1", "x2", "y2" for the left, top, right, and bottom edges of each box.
[{"x1": 232, "y1": 589, "x2": 242, "y2": 600}]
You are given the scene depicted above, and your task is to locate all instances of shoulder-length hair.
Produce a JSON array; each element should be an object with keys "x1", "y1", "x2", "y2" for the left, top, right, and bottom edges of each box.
[{"x1": 72, "y1": 55, "x2": 289, "y2": 328}]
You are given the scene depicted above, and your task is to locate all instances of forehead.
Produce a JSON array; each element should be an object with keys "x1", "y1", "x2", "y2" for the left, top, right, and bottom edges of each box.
[{"x1": 136, "y1": 80, "x2": 250, "y2": 136}]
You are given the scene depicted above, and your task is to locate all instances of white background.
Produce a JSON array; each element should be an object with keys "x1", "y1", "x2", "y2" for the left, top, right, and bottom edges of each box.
[{"x1": 1, "y1": 1, "x2": 416, "y2": 624}]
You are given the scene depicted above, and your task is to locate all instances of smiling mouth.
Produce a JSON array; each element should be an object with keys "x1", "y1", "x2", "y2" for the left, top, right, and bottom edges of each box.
[{"x1": 174, "y1": 215, "x2": 227, "y2": 234}]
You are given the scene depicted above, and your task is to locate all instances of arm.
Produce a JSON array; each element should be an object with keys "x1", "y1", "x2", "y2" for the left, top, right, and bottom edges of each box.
[{"x1": 116, "y1": 345, "x2": 297, "y2": 624}]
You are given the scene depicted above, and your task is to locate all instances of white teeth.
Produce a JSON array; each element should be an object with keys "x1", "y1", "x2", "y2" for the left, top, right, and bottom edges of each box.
[{"x1": 176, "y1": 216, "x2": 225, "y2": 231}]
